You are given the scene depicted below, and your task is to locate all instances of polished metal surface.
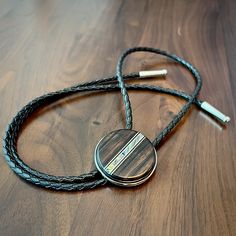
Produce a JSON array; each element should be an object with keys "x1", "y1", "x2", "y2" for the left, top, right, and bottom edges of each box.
[{"x1": 201, "y1": 101, "x2": 230, "y2": 123}]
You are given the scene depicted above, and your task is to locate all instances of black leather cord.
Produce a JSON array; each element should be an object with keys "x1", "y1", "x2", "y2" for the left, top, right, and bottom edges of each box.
[
  {"x1": 116, "y1": 47, "x2": 202, "y2": 146},
  {"x1": 3, "y1": 47, "x2": 203, "y2": 191}
]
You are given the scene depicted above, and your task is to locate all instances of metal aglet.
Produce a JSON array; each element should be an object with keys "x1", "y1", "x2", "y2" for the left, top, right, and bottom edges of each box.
[
  {"x1": 139, "y1": 69, "x2": 167, "y2": 78},
  {"x1": 201, "y1": 101, "x2": 230, "y2": 124}
]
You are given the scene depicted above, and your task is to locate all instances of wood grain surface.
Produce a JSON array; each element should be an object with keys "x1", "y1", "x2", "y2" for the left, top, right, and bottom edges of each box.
[
  {"x1": 0, "y1": 0, "x2": 235, "y2": 235},
  {"x1": 95, "y1": 129, "x2": 157, "y2": 183}
]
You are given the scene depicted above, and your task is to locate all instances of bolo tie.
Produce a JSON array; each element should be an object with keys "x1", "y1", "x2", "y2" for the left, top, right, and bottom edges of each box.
[{"x1": 3, "y1": 47, "x2": 230, "y2": 191}]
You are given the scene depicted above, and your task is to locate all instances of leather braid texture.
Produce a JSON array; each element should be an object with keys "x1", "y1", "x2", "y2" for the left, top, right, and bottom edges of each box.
[
  {"x1": 116, "y1": 47, "x2": 202, "y2": 145},
  {"x1": 3, "y1": 47, "x2": 202, "y2": 191}
]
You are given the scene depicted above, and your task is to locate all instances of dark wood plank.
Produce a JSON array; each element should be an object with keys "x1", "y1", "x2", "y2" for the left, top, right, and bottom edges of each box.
[{"x1": 0, "y1": 0, "x2": 235, "y2": 235}]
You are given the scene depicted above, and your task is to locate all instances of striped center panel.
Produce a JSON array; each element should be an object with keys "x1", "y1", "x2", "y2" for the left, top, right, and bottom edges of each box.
[{"x1": 105, "y1": 133, "x2": 145, "y2": 174}]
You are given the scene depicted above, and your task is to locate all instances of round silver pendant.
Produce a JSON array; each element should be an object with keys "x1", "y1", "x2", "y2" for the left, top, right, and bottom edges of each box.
[{"x1": 94, "y1": 129, "x2": 157, "y2": 187}]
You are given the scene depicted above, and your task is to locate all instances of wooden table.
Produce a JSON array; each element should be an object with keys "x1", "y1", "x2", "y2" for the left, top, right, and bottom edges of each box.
[{"x1": 0, "y1": 0, "x2": 235, "y2": 235}]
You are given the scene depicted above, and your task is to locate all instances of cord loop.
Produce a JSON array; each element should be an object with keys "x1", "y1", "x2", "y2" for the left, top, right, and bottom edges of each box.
[{"x1": 3, "y1": 47, "x2": 203, "y2": 191}]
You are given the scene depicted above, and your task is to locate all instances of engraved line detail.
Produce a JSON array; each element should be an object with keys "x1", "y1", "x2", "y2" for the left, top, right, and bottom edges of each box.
[
  {"x1": 105, "y1": 133, "x2": 145, "y2": 174},
  {"x1": 104, "y1": 132, "x2": 139, "y2": 168}
]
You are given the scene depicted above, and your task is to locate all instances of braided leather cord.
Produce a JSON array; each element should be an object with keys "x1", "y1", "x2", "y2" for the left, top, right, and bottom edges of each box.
[
  {"x1": 3, "y1": 47, "x2": 202, "y2": 191},
  {"x1": 116, "y1": 47, "x2": 202, "y2": 145}
]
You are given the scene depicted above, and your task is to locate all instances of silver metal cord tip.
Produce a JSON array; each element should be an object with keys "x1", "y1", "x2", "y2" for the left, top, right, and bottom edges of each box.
[
  {"x1": 139, "y1": 69, "x2": 167, "y2": 78},
  {"x1": 201, "y1": 101, "x2": 231, "y2": 124}
]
